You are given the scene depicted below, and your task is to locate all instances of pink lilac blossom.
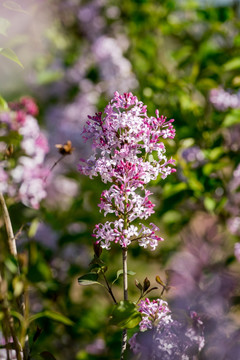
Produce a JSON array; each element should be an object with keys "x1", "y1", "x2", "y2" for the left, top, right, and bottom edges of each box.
[
  {"x1": 129, "y1": 299, "x2": 204, "y2": 360},
  {"x1": 79, "y1": 92, "x2": 176, "y2": 250},
  {"x1": 209, "y1": 88, "x2": 240, "y2": 111},
  {"x1": 226, "y1": 164, "x2": 240, "y2": 236},
  {"x1": 234, "y1": 242, "x2": 240, "y2": 262},
  {"x1": 0, "y1": 98, "x2": 49, "y2": 209},
  {"x1": 137, "y1": 298, "x2": 172, "y2": 331}
]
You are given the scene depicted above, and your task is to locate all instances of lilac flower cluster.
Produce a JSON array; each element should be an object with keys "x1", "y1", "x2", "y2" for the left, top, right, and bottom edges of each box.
[
  {"x1": 78, "y1": 92, "x2": 176, "y2": 250},
  {"x1": 129, "y1": 299, "x2": 204, "y2": 360},
  {"x1": 0, "y1": 98, "x2": 49, "y2": 209},
  {"x1": 234, "y1": 242, "x2": 240, "y2": 262},
  {"x1": 226, "y1": 164, "x2": 240, "y2": 249},
  {"x1": 209, "y1": 88, "x2": 240, "y2": 111},
  {"x1": 137, "y1": 298, "x2": 172, "y2": 330}
]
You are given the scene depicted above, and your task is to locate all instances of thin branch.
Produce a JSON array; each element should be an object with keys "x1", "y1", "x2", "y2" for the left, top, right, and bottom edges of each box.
[
  {"x1": 120, "y1": 248, "x2": 128, "y2": 360},
  {"x1": 0, "y1": 273, "x2": 23, "y2": 360},
  {"x1": 102, "y1": 272, "x2": 117, "y2": 304},
  {"x1": 0, "y1": 192, "x2": 30, "y2": 360}
]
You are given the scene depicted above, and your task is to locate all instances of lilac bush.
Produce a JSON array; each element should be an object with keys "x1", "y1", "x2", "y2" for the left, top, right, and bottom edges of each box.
[{"x1": 0, "y1": 98, "x2": 49, "y2": 209}]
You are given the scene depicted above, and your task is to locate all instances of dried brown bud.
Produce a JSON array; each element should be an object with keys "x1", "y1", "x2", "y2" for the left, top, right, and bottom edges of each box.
[
  {"x1": 5, "y1": 144, "x2": 14, "y2": 157},
  {"x1": 143, "y1": 277, "x2": 150, "y2": 292},
  {"x1": 93, "y1": 241, "x2": 102, "y2": 258}
]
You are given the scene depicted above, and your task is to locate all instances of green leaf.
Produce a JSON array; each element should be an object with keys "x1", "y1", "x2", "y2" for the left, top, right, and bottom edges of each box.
[
  {"x1": 162, "y1": 210, "x2": 182, "y2": 225},
  {"x1": 0, "y1": 95, "x2": 9, "y2": 110},
  {"x1": 0, "y1": 17, "x2": 10, "y2": 36},
  {"x1": 204, "y1": 196, "x2": 216, "y2": 213},
  {"x1": 208, "y1": 147, "x2": 224, "y2": 161},
  {"x1": 12, "y1": 276, "x2": 24, "y2": 297},
  {"x1": 11, "y1": 310, "x2": 24, "y2": 324},
  {"x1": 28, "y1": 218, "x2": 40, "y2": 238},
  {"x1": 3, "y1": 1, "x2": 28, "y2": 14},
  {"x1": 78, "y1": 273, "x2": 103, "y2": 286},
  {"x1": 223, "y1": 57, "x2": 240, "y2": 71},
  {"x1": 112, "y1": 269, "x2": 136, "y2": 284},
  {"x1": 29, "y1": 311, "x2": 74, "y2": 326},
  {"x1": 222, "y1": 110, "x2": 240, "y2": 127},
  {"x1": 36, "y1": 70, "x2": 63, "y2": 85},
  {"x1": 5, "y1": 256, "x2": 18, "y2": 274},
  {"x1": 163, "y1": 183, "x2": 188, "y2": 198},
  {"x1": 135, "y1": 279, "x2": 143, "y2": 291},
  {"x1": 110, "y1": 301, "x2": 141, "y2": 329},
  {"x1": 0, "y1": 48, "x2": 24, "y2": 68}
]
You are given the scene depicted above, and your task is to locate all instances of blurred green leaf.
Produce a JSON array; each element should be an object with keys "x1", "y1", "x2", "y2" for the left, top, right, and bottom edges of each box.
[
  {"x1": 222, "y1": 109, "x2": 240, "y2": 127},
  {"x1": 12, "y1": 276, "x2": 24, "y2": 297},
  {"x1": 0, "y1": 48, "x2": 24, "y2": 68},
  {"x1": 0, "y1": 17, "x2": 10, "y2": 36},
  {"x1": 223, "y1": 57, "x2": 240, "y2": 71},
  {"x1": 28, "y1": 218, "x2": 40, "y2": 238},
  {"x1": 36, "y1": 70, "x2": 63, "y2": 85},
  {"x1": 78, "y1": 273, "x2": 103, "y2": 286},
  {"x1": 11, "y1": 310, "x2": 24, "y2": 324},
  {"x1": 0, "y1": 95, "x2": 9, "y2": 110},
  {"x1": 29, "y1": 311, "x2": 74, "y2": 326},
  {"x1": 204, "y1": 196, "x2": 216, "y2": 212},
  {"x1": 5, "y1": 256, "x2": 18, "y2": 274},
  {"x1": 109, "y1": 300, "x2": 141, "y2": 329},
  {"x1": 27, "y1": 261, "x2": 52, "y2": 283},
  {"x1": 163, "y1": 183, "x2": 188, "y2": 198},
  {"x1": 162, "y1": 210, "x2": 182, "y2": 225}
]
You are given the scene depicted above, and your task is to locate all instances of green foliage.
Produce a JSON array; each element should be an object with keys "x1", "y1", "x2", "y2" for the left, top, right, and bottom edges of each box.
[
  {"x1": 0, "y1": 47, "x2": 24, "y2": 68},
  {"x1": 109, "y1": 301, "x2": 141, "y2": 329}
]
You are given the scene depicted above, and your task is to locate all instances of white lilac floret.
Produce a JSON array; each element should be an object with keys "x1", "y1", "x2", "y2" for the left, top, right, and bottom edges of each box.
[{"x1": 78, "y1": 92, "x2": 176, "y2": 250}]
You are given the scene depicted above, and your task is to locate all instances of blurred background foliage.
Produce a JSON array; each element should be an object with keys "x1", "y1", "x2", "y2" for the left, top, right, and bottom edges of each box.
[{"x1": 0, "y1": 0, "x2": 240, "y2": 359}]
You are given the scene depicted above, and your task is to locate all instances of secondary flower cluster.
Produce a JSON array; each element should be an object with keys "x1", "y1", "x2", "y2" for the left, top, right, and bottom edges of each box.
[
  {"x1": 0, "y1": 97, "x2": 49, "y2": 209},
  {"x1": 209, "y1": 88, "x2": 240, "y2": 111},
  {"x1": 129, "y1": 299, "x2": 205, "y2": 360},
  {"x1": 78, "y1": 92, "x2": 176, "y2": 250}
]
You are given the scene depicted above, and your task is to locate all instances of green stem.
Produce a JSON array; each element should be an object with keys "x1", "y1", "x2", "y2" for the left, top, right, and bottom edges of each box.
[
  {"x1": 0, "y1": 192, "x2": 30, "y2": 360},
  {"x1": 120, "y1": 195, "x2": 129, "y2": 360}
]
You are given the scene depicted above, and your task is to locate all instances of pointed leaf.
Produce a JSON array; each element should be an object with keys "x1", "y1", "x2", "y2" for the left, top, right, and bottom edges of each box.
[
  {"x1": 156, "y1": 275, "x2": 166, "y2": 287},
  {"x1": 0, "y1": 48, "x2": 24, "y2": 68},
  {"x1": 0, "y1": 95, "x2": 8, "y2": 110},
  {"x1": 28, "y1": 218, "x2": 40, "y2": 238},
  {"x1": 29, "y1": 310, "x2": 74, "y2": 326},
  {"x1": 135, "y1": 279, "x2": 143, "y2": 291},
  {"x1": 33, "y1": 327, "x2": 43, "y2": 343},
  {"x1": 78, "y1": 273, "x2": 103, "y2": 286},
  {"x1": 0, "y1": 17, "x2": 10, "y2": 36}
]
